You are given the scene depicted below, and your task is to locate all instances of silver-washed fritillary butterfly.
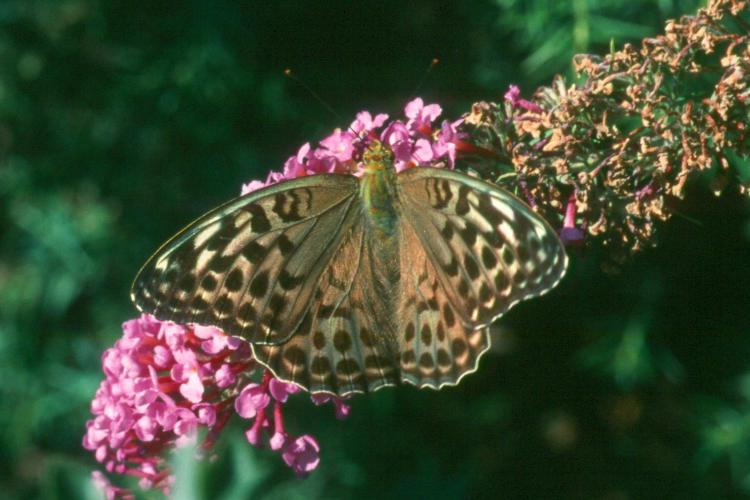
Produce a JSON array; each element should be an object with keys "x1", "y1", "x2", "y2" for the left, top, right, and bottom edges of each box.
[{"x1": 131, "y1": 140, "x2": 567, "y2": 396}]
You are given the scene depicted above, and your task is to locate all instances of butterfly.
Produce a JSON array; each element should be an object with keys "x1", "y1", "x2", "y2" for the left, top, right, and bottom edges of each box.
[{"x1": 131, "y1": 140, "x2": 568, "y2": 397}]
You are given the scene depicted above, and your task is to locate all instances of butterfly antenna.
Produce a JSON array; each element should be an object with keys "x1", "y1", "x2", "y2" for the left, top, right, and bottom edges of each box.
[
  {"x1": 284, "y1": 68, "x2": 343, "y2": 123},
  {"x1": 411, "y1": 58, "x2": 440, "y2": 97}
]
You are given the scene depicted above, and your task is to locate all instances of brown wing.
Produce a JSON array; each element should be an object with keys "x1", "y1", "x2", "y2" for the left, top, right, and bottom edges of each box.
[
  {"x1": 131, "y1": 174, "x2": 361, "y2": 345},
  {"x1": 252, "y1": 221, "x2": 401, "y2": 396},
  {"x1": 396, "y1": 219, "x2": 492, "y2": 389}
]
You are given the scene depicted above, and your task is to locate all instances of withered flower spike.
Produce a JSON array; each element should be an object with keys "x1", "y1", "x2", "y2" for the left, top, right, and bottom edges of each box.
[{"x1": 459, "y1": 0, "x2": 750, "y2": 269}]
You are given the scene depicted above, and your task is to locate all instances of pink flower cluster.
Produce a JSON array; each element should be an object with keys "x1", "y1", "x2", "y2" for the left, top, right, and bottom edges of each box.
[
  {"x1": 84, "y1": 314, "x2": 348, "y2": 498},
  {"x1": 241, "y1": 97, "x2": 463, "y2": 194}
]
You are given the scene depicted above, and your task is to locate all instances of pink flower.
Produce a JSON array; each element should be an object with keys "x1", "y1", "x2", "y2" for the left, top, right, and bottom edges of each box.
[
  {"x1": 504, "y1": 84, "x2": 544, "y2": 113},
  {"x1": 193, "y1": 324, "x2": 241, "y2": 354},
  {"x1": 153, "y1": 345, "x2": 172, "y2": 368},
  {"x1": 195, "y1": 403, "x2": 217, "y2": 426},
  {"x1": 350, "y1": 111, "x2": 389, "y2": 135},
  {"x1": 170, "y1": 349, "x2": 205, "y2": 403},
  {"x1": 266, "y1": 170, "x2": 286, "y2": 184},
  {"x1": 161, "y1": 323, "x2": 187, "y2": 351},
  {"x1": 134, "y1": 413, "x2": 158, "y2": 442},
  {"x1": 235, "y1": 383, "x2": 271, "y2": 419},
  {"x1": 92, "y1": 471, "x2": 134, "y2": 500},
  {"x1": 241, "y1": 179, "x2": 266, "y2": 195},
  {"x1": 283, "y1": 142, "x2": 312, "y2": 178},
  {"x1": 380, "y1": 120, "x2": 413, "y2": 171},
  {"x1": 270, "y1": 429, "x2": 287, "y2": 451},
  {"x1": 85, "y1": 313, "x2": 341, "y2": 496},
  {"x1": 269, "y1": 378, "x2": 301, "y2": 403},
  {"x1": 504, "y1": 85, "x2": 521, "y2": 105},
  {"x1": 318, "y1": 129, "x2": 356, "y2": 162},
  {"x1": 244, "y1": 415, "x2": 265, "y2": 446},
  {"x1": 243, "y1": 96, "x2": 463, "y2": 189},
  {"x1": 311, "y1": 393, "x2": 351, "y2": 420},
  {"x1": 282, "y1": 435, "x2": 321, "y2": 478},
  {"x1": 412, "y1": 138, "x2": 435, "y2": 164},
  {"x1": 433, "y1": 119, "x2": 462, "y2": 167},
  {"x1": 405, "y1": 97, "x2": 443, "y2": 135},
  {"x1": 560, "y1": 193, "x2": 585, "y2": 246},
  {"x1": 215, "y1": 363, "x2": 236, "y2": 388}
]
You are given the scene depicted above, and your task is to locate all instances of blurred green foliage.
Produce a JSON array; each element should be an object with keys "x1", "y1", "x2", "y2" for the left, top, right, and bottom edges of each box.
[{"x1": 4, "y1": 0, "x2": 750, "y2": 499}]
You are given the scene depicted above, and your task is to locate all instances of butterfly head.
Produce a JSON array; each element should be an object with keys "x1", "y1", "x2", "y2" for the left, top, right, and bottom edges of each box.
[{"x1": 362, "y1": 140, "x2": 394, "y2": 173}]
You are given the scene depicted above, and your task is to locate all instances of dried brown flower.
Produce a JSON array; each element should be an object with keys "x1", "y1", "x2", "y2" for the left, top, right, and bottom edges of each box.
[{"x1": 459, "y1": 0, "x2": 750, "y2": 266}]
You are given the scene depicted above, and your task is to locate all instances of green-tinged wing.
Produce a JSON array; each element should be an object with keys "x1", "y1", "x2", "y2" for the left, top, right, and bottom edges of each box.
[{"x1": 131, "y1": 174, "x2": 360, "y2": 345}]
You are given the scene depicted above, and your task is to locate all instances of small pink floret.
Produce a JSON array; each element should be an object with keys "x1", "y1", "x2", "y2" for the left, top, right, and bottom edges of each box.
[{"x1": 282, "y1": 435, "x2": 321, "y2": 477}]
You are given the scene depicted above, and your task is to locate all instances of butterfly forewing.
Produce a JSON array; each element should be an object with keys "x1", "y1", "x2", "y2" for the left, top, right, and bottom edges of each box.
[
  {"x1": 131, "y1": 174, "x2": 360, "y2": 345},
  {"x1": 397, "y1": 167, "x2": 567, "y2": 329}
]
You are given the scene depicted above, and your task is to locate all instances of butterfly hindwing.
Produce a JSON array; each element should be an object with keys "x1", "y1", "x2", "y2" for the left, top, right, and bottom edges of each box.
[
  {"x1": 131, "y1": 174, "x2": 360, "y2": 345},
  {"x1": 252, "y1": 222, "x2": 401, "y2": 395},
  {"x1": 397, "y1": 218, "x2": 492, "y2": 389}
]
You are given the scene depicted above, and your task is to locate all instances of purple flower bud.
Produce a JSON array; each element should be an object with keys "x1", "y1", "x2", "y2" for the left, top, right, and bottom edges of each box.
[
  {"x1": 311, "y1": 393, "x2": 351, "y2": 420},
  {"x1": 270, "y1": 430, "x2": 287, "y2": 451},
  {"x1": 244, "y1": 418, "x2": 264, "y2": 446},
  {"x1": 504, "y1": 84, "x2": 543, "y2": 113},
  {"x1": 559, "y1": 227, "x2": 586, "y2": 246},
  {"x1": 560, "y1": 193, "x2": 585, "y2": 247},
  {"x1": 504, "y1": 85, "x2": 521, "y2": 104},
  {"x1": 333, "y1": 399, "x2": 351, "y2": 420}
]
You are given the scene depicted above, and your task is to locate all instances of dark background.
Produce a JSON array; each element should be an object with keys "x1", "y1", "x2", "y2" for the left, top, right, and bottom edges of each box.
[{"x1": 4, "y1": 1, "x2": 750, "y2": 499}]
